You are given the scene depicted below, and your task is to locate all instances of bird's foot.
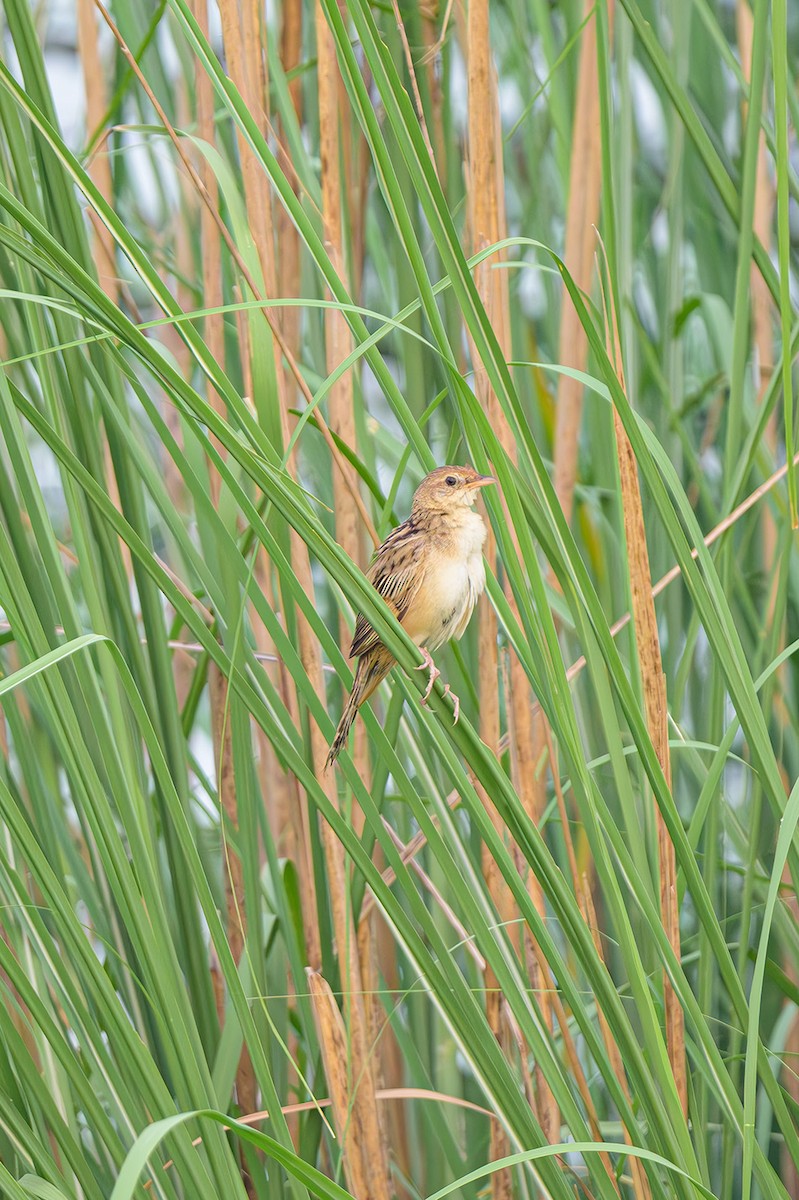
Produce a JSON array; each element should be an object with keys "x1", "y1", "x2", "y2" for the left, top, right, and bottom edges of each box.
[
  {"x1": 416, "y1": 647, "x2": 440, "y2": 705},
  {"x1": 441, "y1": 684, "x2": 460, "y2": 724},
  {"x1": 416, "y1": 651, "x2": 460, "y2": 721}
]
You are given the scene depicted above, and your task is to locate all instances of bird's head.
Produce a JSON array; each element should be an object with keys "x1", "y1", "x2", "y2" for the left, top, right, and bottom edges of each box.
[{"x1": 411, "y1": 465, "x2": 495, "y2": 514}]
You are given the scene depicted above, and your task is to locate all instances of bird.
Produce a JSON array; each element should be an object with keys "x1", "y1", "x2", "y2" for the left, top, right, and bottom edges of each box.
[{"x1": 325, "y1": 464, "x2": 494, "y2": 768}]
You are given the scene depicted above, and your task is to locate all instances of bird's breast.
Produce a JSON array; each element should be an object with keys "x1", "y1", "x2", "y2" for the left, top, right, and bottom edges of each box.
[{"x1": 404, "y1": 511, "x2": 487, "y2": 651}]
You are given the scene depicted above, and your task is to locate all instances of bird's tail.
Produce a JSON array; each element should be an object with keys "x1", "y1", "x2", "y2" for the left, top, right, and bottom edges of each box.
[
  {"x1": 325, "y1": 689, "x2": 360, "y2": 770},
  {"x1": 325, "y1": 651, "x2": 392, "y2": 770}
]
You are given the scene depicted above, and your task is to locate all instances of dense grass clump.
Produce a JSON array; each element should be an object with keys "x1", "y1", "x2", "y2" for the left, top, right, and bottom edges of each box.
[{"x1": 0, "y1": 0, "x2": 797, "y2": 1197}]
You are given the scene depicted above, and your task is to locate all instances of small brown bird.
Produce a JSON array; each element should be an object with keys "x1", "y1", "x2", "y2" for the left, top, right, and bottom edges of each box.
[{"x1": 326, "y1": 465, "x2": 494, "y2": 768}]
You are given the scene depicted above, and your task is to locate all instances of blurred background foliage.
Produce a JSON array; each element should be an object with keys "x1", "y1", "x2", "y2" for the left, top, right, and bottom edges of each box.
[{"x1": 0, "y1": 0, "x2": 798, "y2": 1197}]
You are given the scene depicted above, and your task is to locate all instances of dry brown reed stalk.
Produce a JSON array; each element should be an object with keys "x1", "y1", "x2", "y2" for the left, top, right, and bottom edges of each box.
[
  {"x1": 209, "y1": 663, "x2": 257, "y2": 1121},
  {"x1": 354, "y1": 911, "x2": 405, "y2": 1194},
  {"x1": 238, "y1": 314, "x2": 299, "y2": 867},
  {"x1": 217, "y1": 0, "x2": 305, "y2": 933},
  {"x1": 270, "y1": 171, "x2": 302, "y2": 838},
  {"x1": 183, "y1": 0, "x2": 389, "y2": 1176},
  {"x1": 603, "y1": 279, "x2": 687, "y2": 1118},
  {"x1": 185, "y1": 0, "x2": 267, "y2": 1134},
  {"x1": 277, "y1": 0, "x2": 303, "y2": 355},
  {"x1": 311, "y1": 7, "x2": 388, "y2": 1180},
  {"x1": 316, "y1": 4, "x2": 370, "y2": 792},
  {"x1": 552, "y1": 0, "x2": 611, "y2": 528},
  {"x1": 188, "y1": 0, "x2": 226, "y2": 495},
  {"x1": 217, "y1": 0, "x2": 273, "y2": 305},
  {"x1": 419, "y1": 0, "x2": 446, "y2": 168},
  {"x1": 317, "y1": 8, "x2": 399, "y2": 1176},
  {"x1": 307, "y1": 968, "x2": 390, "y2": 1199},
  {"x1": 77, "y1": 0, "x2": 116, "y2": 296},
  {"x1": 282, "y1": 0, "x2": 304, "y2": 119},
  {"x1": 467, "y1": 78, "x2": 516, "y2": 1200},
  {"x1": 213, "y1": 0, "x2": 323, "y2": 1003},
  {"x1": 355, "y1": 908, "x2": 412, "y2": 1198},
  {"x1": 466, "y1": 0, "x2": 560, "y2": 1150},
  {"x1": 326, "y1": 2, "x2": 369, "y2": 296}
]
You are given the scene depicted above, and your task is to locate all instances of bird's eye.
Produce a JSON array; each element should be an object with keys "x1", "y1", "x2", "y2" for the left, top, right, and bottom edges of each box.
[{"x1": 445, "y1": 475, "x2": 457, "y2": 487}]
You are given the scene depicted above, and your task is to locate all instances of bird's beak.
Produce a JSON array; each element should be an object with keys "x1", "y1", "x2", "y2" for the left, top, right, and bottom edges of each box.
[{"x1": 468, "y1": 474, "x2": 495, "y2": 490}]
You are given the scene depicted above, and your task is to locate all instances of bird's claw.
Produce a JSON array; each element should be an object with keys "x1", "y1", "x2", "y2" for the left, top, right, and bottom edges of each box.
[
  {"x1": 416, "y1": 648, "x2": 440, "y2": 705},
  {"x1": 441, "y1": 683, "x2": 460, "y2": 724},
  {"x1": 416, "y1": 650, "x2": 460, "y2": 721}
]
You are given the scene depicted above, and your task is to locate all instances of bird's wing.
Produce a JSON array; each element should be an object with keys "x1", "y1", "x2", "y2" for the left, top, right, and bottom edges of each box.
[{"x1": 349, "y1": 518, "x2": 426, "y2": 658}]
